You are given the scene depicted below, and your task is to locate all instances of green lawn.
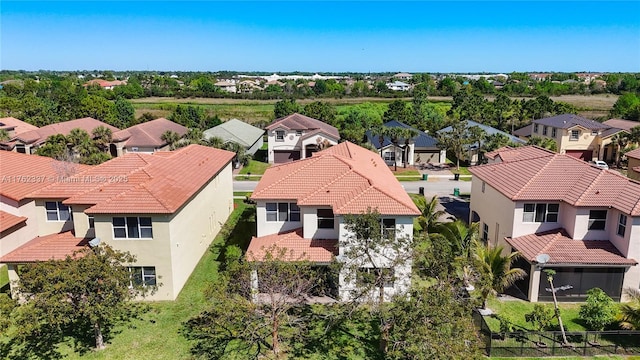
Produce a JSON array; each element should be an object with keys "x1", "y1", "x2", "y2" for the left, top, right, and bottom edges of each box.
[
  {"x1": 0, "y1": 265, "x2": 9, "y2": 292},
  {"x1": 483, "y1": 297, "x2": 588, "y2": 333},
  {"x1": 54, "y1": 200, "x2": 256, "y2": 359},
  {"x1": 239, "y1": 160, "x2": 270, "y2": 175}
]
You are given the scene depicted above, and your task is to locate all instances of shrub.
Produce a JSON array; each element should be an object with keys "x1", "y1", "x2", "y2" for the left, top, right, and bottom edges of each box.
[
  {"x1": 525, "y1": 304, "x2": 555, "y2": 331},
  {"x1": 579, "y1": 288, "x2": 616, "y2": 331}
]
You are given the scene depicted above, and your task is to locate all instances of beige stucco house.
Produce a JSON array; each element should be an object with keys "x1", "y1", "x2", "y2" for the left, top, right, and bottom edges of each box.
[
  {"x1": 528, "y1": 114, "x2": 627, "y2": 162},
  {"x1": 470, "y1": 146, "x2": 639, "y2": 302},
  {"x1": 0, "y1": 145, "x2": 234, "y2": 300},
  {"x1": 248, "y1": 142, "x2": 420, "y2": 300},
  {"x1": 265, "y1": 113, "x2": 339, "y2": 164},
  {"x1": 625, "y1": 148, "x2": 640, "y2": 181}
]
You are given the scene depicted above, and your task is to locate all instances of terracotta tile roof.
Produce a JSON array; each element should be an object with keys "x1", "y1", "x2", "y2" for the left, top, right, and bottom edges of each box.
[
  {"x1": 513, "y1": 124, "x2": 533, "y2": 137},
  {"x1": 251, "y1": 142, "x2": 420, "y2": 216},
  {"x1": 0, "y1": 117, "x2": 38, "y2": 135},
  {"x1": 625, "y1": 147, "x2": 640, "y2": 160},
  {"x1": 0, "y1": 231, "x2": 88, "y2": 263},
  {"x1": 470, "y1": 147, "x2": 640, "y2": 215},
  {"x1": 0, "y1": 211, "x2": 27, "y2": 232},
  {"x1": 533, "y1": 114, "x2": 610, "y2": 130},
  {"x1": 112, "y1": 118, "x2": 188, "y2": 147},
  {"x1": 13, "y1": 118, "x2": 120, "y2": 145},
  {"x1": 484, "y1": 146, "x2": 554, "y2": 162},
  {"x1": 506, "y1": 229, "x2": 637, "y2": 266},
  {"x1": 0, "y1": 151, "x2": 91, "y2": 202},
  {"x1": 602, "y1": 119, "x2": 640, "y2": 131},
  {"x1": 266, "y1": 113, "x2": 340, "y2": 139},
  {"x1": 246, "y1": 228, "x2": 338, "y2": 263}
]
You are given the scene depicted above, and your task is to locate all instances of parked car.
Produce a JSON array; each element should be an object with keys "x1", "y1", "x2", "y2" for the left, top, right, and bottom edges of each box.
[{"x1": 590, "y1": 160, "x2": 609, "y2": 169}]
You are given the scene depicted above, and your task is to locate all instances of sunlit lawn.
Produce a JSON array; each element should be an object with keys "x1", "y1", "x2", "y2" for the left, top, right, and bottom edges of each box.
[
  {"x1": 0, "y1": 265, "x2": 9, "y2": 292},
  {"x1": 239, "y1": 160, "x2": 270, "y2": 175}
]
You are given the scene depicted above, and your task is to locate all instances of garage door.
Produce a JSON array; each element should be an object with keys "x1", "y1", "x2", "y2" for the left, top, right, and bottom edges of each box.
[
  {"x1": 274, "y1": 150, "x2": 301, "y2": 163},
  {"x1": 565, "y1": 150, "x2": 593, "y2": 161}
]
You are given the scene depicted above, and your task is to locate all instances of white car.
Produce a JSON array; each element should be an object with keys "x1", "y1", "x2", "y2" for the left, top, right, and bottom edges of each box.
[{"x1": 591, "y1": 160, "x2": 609, "y2": 169}]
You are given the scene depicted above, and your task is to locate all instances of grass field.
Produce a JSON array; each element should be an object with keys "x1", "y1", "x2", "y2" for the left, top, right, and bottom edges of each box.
[
  {"x1": 239, "y1": 160, "x2": 270, "y2": 175},
  {"x1": 52, "y1": 200, "x2": 255, "y2": 359},
  {"x1": 0, "y1": 265, "x2": 8, "y2": 292},
  {"x1": 130, "y1": 94, "x2": 617, "y2": 123}
]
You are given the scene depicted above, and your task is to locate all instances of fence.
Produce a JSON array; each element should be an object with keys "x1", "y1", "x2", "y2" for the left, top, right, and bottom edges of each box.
[{"x1": 472, "y1": 310, "x2": 640, "y2": 357}]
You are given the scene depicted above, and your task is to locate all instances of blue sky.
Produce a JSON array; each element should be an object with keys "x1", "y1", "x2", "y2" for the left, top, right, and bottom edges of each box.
[{"x1": 2, "y1": 1, "x2": 639, "y2": 72}]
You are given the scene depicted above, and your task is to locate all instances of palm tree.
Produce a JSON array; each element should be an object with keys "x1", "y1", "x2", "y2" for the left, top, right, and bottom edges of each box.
[
  {"x1": 91, "y1": 126, "x2": 113, "y2": 153},
  {"x1": 161, "y1": 130, "x2": 181, "y2": 150},
  {"x1": 611, "y1": 133, "x2": 630, "y2": 167},
  {"x1": 433, "y1": 220, "x2": 479, "y2": 261},
  {"x1": 413, "y1": 195, "x2": 446, "y2": 234},
  {"x1": 186, "y1": 128, "x2": 204, "y2": 144},
  {"x1": 0, "y1": 129, "x2": 10, "y2": 142},
  {"x1": 473, "y1": 243, "x2": 526, "y2": 309},
  {"x1": 619, "y1": 288, "x2": 640, "y2": 330},
  {"x1": 400, "y1": 127, "x2": 418, "y2": 168},
  {"x1": 468, "y1": 125, "x2": 487, "y2": 165},
  {"x1": 204, "y1": 136, "x2": 225, "y2": 149}
]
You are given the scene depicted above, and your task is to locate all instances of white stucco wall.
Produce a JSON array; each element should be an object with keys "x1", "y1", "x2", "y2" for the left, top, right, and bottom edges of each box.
[
  {"x1": 255, "y1": 200, "x2": 302, "y2": 237},
  {"x1": 267, "y1": 128, "x2": 301, "y2": 163},
  {"x1": 301, "y1": 206, "x2": 339, "y2": 239},
  {"x1": 0, "y1": 198, "x2": 39, "y2": 257},
  {"x1": 469, "y1": 177, "x2": 516, "y2": 248},
  {"x1": 34, "y1": 199, "x2": 74, "y2": 236}
]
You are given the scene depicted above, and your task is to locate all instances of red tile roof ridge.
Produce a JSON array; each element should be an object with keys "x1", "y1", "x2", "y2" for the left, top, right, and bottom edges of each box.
[
  {"x1": 538, "y1": 231, "x2": 564, "y2": 255},
  {"x1": 511, "y1": 155, "x2": 556, "y2": 200},
  {"x1": 348, "y1": 166, "x2": 418, "y2": 214},
  {"x1": 298, "y1": 161, "x2": 368, "y2": 204},
  {"x1": 573, "y1": 169, "x2": 609, "y2": 206},
  {"x1": 253, "y1": 156, "x2": 321, "y2": 197}
]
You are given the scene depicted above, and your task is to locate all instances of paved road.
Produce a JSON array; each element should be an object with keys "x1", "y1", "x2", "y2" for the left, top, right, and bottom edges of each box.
[{"x1": 234, "y1": 179, "x2": 472, "y2": 197}]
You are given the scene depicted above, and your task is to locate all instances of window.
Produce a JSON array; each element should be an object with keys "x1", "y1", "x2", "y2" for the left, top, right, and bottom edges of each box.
[
  {"x1": 45, "y1": 201, "x2": 72, "y2": 221},
  {"x1": 543, "y1": 126, "x2": 548, "y2": 136},
  {"x1": 88, "y1": 216, "x2": 95, "y2": 229},
  {"x1": 317, "y1": 209, "x2": 334, "y2": 229},
  {"x1": 383, "y1": 151, "x2": 395, "y2": 162},
  {"x1": 113, "y1": 217, "x2": 153, "y2": 238},
  {"x1": 591, "y1": 130, "x2": 599, "y2": 135},
  {"x1": 295, "y1": 130, "x2": 302, "y2": 136},
  {"x1": 357, "y1": 267, "x2": 394, "y2": 288},
  {"x1": 482, "y1": 223, "x2": 489, "y2": 242},
  {"x1": 570, "y1": 130, "x2": 580, "y2": 140},
  {"x1": 265, "y1": 202, "x2": 300, "y2": 222},
  {"x1": 131, "y1": 147, "x2": 139, "y2": 152},
  {"x1": 482, "y1": 181, "x2": 486, "y2": 193},
  {"x1": 523, "y1": 203, "x2": 559, "y2": 223},
  {"x1": 617, "y1": 214, "x2": 627, "y2": 237},
  {"x1": 128, "y1": 266, "x2": 157, "y2": 287},
  {"x1": 275, "y1": 130, "x2": 285, "y2": 141},
  {"x1": 15, "y1": 144, "x2": 26, "y2": 154},
  {"x1": 533, "y1": 124, "x2": 539, "y2": 133},
  {"x1": 382, "y1": 219, "x2": 396, "y2": 240},
  {"x1": 551, "y1": 127, "x2": 557, "y2": 137},
  {"x1": 588, "y1": 210, "x2": 607, "y2": 230}
]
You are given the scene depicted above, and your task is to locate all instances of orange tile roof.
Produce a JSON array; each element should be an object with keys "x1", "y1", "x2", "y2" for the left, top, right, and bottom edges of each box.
[
  {"x1": 0, "y1": 117, "x2": 38, "y2": 135},
  {"x1": 247, "y1": 228, "x2": 338, "y2": 263},
  {"x1": 0, "y1": 210, "x2": 27, "y2": 232},
  {"x1": 0, "y1": 151, "x2": 92, "y2": 202},
  {"x1": 112, "y1": 118, "x2": 188, "y2": 147},
  {"x1": 266, "y1": 113, "x2": 340, "y2": 139},
  {"x1": 13, "y1": 117, "x2": 120, "y2": 145},
  {"x1": 484, "y1": 145, "x2": 553, "y2": 162},
  {"x1": 27, "y1": 145, "x2": 235, "y2": 214},
  {"x1": 469, "y1": 147, "x2": 640, "y2": 215},
  {"x1": 626, "y1": 147, "x2": 640, "y2": 160},
  {"x1": 0, "y1": 231, "x2": 88, "y2": 263},
  {"x1": 506, "y1": 229, "x2": 637, "y2": 266},
  {"x1": 251, "y1": 142, "x2": 420, "y2": 216}
]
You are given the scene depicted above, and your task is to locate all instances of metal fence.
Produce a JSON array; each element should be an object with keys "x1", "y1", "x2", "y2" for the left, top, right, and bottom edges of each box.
[{"x1": 472, "y1": 311, "x2": 640, "y2": 357}]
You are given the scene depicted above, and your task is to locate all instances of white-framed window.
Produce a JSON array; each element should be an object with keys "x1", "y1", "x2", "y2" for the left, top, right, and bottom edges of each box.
[
  {"x1": 383, "y1": 151, "x2": 395, "y2": 162},
  {"x1": 482, "y1": 223, "x2": 489, "y2": 242},
  {"x1": 588, "y1": 210, "x2": 607, "y2": 230},
  {"x1": 113, "y1": 217, "x2": 153, "y2": 239},
  {"x1": 88, "y1": 216, "x2": 95, "y2": 229},
  {"x1": 382, "y1": 218, "x2": 396, "y2": 240},
  {"x1": 570, "y1": 130, "x2": 580, "y2": 140},
  {"x1": 131, "y1": 147, "x2": 139, "y2": 152},
  {"x1": 591, "y1": 130, "x2": 599, "y2": 135},
  {"x1": 15, "y1": 144, "x2": 26, "y2": 153},
  {"x1": 128, "y1": 266, "x2": 157, "y2": 287},
  {"x1": 317, "y1": 209, "x2": 334, "y2": 229},
  {"x1": 45, "y1": 201, "x2": 72, "y2": 221},
  {"x1": 357, "y1": 267, "x2": 394, "y2": 288},
  {"x1": 275, "y1": 130, "x2": 285, "y2": 141},
  {"x1": 266, "y1": 202, "x2": 300, "y2": 222},
  {"x1": 523, "y1": 203, "x2": 559, "y2": 223},
  {"x1": 617, "y1": 214, "x2": 627, "y2": 237},
  {"x1": 295, "y1": 130, "x2": 302, "y2": 136},
  {"x1": 543, "y1": 126, "x2": 548, "y2": 136},
  {"x1": 533, "y1": 124, "x2": 539, "y2": 133},
  {"x1": 551, "y1": 127, "x2": 557, "y2": 137}
]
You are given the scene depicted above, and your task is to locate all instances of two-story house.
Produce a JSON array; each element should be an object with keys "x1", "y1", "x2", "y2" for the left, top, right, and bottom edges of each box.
[
  {"x1": 470, "y1": 146, "x2": 639, "y2": 302},
  {"x1": 626, "y1": 148, "x2": 640, "y2": 181},
  {"x1": 2, "y1": 117, "x2": 120, "y2": 155},
  {"x1": 365, "y1": 120, "x2": 445, "y2": 166},
  {"x1": 527, "y1": 114, "x2": 627, "y2": 162},
  {"x1": 248, "y1": 142, "x2": 420, "y2": 300},
  {"x1": 0, "y1": 117, "x2": 39, "y2": 151},
  {"x1": 110, "y1": 118, "x2": 188, "y2": 156},
  {"x1": 0, "y1": 145, "x2": 235, "y2": 300},
  {"x1": 265, "y1": 113, "x2": 340, "y2": 164}
]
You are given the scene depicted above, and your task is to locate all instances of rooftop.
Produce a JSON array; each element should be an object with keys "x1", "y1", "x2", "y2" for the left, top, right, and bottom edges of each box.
[
  {"x1": 484, "y1": 145, "x2": 554, "y2": 162},
  {"x1": 247, "y1": 228, "x2": 338, "y2": 263},
  {"x1": 470, "y1": 146, "x2": 640, "y2": 215},
  {"x1": 0, "y1": 211, "x2": 27, "y2": 233},
  {"x1": 13, "y1": 117, "x2": 120, "y2": 145},
  {"x1": 265, "y1": 113, "x2": 339, "y2": 139},
  {"x1": 112, "y1": 118, "x2": 188, "y2": 147},
  {"x1": 0, "y1": 117, "x2": 38, "y2": 135},
  {"x1": 251, "y1": 141, "x2": 420, "y2": 216},
  {"x1": 438, "y1": 120, "x2": 525, "y2": 145},
  {"x1": 532, "y1": 114, "x2": 610, "y2": 130},
  {"x1": 365, "y1": 120, "x2": 439, "y2": 148},
  {"x1": 506, "y1": 229, "x2": 637, "y2": 266},
  {"x1": 0, "y1": 231, "x2": 88, "y2": 263},
  {"x1": 203, "y1": 118, "x2": 264, "y2": 147},
  {"x1": 602, "y1": 118, "x2": 640, "y2": 132}
]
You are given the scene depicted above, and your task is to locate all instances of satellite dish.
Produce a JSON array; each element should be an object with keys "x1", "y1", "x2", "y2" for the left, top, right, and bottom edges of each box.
[
  {"x1": 535, "y1": 253, "x2": 550, "y2": 264},
  {"x1": 88, "y1": 237, "x2": 101, "y2": 248}
]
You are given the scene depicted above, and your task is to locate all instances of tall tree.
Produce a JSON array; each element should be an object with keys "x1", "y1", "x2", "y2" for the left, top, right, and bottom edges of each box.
[
  {"x1": 113, "y1": 97, "x2": 135, "y2": 128},
  {"x1": 382, "y1": 100, "x2": 411, "y2": 124},
  {"x1": 473, "y1": 243, "x2": 526, "y2": 309},
  {"x1": 273, "y1": 99, "x2": 301, "y2": 119},
  {"x1": 303, "y1": 101, "x2": 336, "y2": 125},
  {"x1": 412, "y1": 195, "x2": 446, "y2": 234},
  {"x1": 436, "y1": 120, "x2": 472, "y2": 169}
]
